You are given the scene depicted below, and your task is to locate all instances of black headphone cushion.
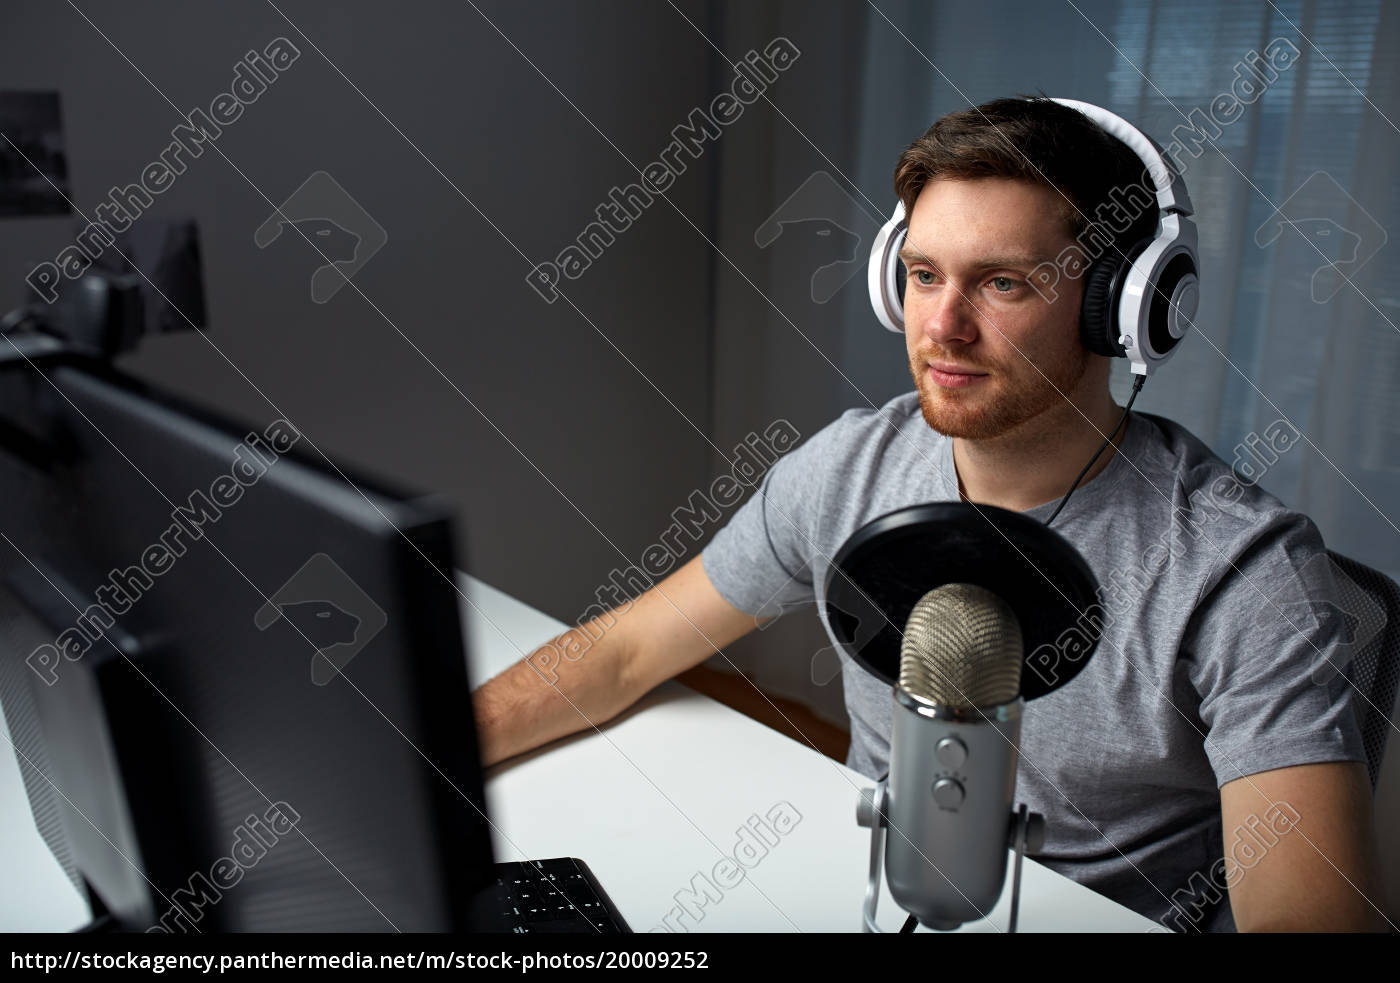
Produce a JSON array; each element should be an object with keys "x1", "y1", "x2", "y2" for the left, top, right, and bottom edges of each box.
[{"x1": 1079, "y1": 258, "x2": 1124, "y2": 357}]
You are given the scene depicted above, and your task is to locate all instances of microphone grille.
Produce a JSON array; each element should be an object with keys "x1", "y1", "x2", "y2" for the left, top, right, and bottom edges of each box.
[{"x1": 899, "y1": 583, "x2": 1022, "y2": 708}]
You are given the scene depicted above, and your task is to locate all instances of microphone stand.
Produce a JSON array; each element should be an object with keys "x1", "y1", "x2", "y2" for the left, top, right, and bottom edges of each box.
[{"x1": 856, "y1": 783, "x2": 1044, "y2": 934}]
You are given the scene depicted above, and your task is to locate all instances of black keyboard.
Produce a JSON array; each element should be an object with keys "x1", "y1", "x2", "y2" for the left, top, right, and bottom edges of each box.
[{"x1": 475, "y1": 857, "x2": 631, "y2": 933}]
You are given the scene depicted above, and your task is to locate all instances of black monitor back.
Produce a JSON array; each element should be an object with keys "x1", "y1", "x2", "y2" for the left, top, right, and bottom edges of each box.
[{"x1": 0, "y1": 355, "x2": 494, "y2": 931}]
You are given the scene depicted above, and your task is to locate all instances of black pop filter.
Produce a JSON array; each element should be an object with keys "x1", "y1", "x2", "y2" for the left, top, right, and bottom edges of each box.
[{"x1": 823, "y1": 502, "x2": 1100, "y2": 701}]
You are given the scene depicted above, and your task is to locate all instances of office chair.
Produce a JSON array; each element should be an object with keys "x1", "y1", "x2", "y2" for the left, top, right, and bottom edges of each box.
[{"x1": 1325, "y1": 550, "x2": 1400, "y2": 790}]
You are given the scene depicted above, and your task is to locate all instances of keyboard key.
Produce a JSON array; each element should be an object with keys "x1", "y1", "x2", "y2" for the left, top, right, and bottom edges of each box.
[
  {"x1": 485, "y1": 858, "x2": 630, "y2": 933},
  {"x1": 495, "y1": 862, "x2": 528, "y2": 882}
]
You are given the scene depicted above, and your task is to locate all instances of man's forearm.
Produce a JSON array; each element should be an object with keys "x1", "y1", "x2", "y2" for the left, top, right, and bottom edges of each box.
[{"x1": 471, "y1": 621, "x2": 637, "y2": 768}]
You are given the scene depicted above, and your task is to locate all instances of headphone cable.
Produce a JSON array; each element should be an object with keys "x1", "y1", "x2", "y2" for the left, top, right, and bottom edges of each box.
[{"x1": 1044, "y1": 375, "x2": 1145, "y2": 527}]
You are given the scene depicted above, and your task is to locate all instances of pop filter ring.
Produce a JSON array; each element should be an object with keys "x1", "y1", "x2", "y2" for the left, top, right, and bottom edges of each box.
[{"x1": 822, "y1": 502, "x2": 1101, "y2": 701}]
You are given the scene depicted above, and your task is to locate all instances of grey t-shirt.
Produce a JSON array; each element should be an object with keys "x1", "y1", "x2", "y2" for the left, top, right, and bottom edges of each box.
[{"x1": 700, "y1": 391, "x2": 1366, "y2": 933}]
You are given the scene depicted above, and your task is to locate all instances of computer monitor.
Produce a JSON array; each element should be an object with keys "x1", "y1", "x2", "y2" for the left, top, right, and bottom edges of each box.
[{"x1": 0, "y1": 352, "x2": 496, "y2": 932}]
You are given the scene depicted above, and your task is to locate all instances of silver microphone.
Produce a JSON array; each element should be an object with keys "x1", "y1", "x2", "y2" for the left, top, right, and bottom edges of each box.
[{"x1": 884, "y1": 583, "x2": 1023, "y2": 930}]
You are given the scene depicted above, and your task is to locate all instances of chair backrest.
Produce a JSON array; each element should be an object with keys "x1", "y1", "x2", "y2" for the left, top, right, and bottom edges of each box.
[{"x1": 1325, "y1": 550, "x2": 1400, "y2": 790}]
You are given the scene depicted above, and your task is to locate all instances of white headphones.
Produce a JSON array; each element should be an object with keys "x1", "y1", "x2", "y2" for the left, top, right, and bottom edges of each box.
[{"x1": 868, "y1": 97, "x2": 1200, "y2": 376}]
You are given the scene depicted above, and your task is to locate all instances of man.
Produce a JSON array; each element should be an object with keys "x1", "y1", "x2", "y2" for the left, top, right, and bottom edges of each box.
[{"x1": 473, "y1": 97, "x2": 1387, "y2": 932}]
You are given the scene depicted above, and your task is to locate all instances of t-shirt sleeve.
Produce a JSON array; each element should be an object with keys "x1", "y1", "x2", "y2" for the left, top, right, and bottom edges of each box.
[
  {"x1": 1183, "y1": 511, "x2": 1370, "y2": 787},
  {"x1": 700, "y1": 418, "x2": 844, "y2": 619}
]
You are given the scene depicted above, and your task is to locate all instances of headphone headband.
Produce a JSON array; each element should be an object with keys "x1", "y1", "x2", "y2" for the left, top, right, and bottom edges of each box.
[{"x1": 1049, "y1": 98, "x2": 1193, "y2": 218}]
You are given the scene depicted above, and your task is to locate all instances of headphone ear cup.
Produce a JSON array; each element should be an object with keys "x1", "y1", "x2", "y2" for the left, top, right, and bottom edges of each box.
[
  {"x1": 1079, "y1": 259, "x2": 1126, "y2": 358},
  {"x1": 868, "y1": 203, "x2": 908, "y2": 333},
  {"x1": 1143, "y1": 250, "x2": 1199, "y2": 359}
]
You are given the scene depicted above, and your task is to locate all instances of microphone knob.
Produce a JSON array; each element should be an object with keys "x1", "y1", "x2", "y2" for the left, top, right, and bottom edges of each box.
[
  {"x1": 932, "y1": 777, "x2": 965, "y2": 810},
  {"x1": 856, "y1": 785, "x2": 887, "y2": 828},
  {"x1": 935, "y1": 736, "x2": 967, "y2": 769}
]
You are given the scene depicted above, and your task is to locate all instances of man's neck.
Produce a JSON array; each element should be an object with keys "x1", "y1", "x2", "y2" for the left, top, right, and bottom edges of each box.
[{"x1": 951, "y1": 391, "x2": 1129, "y2": 514}]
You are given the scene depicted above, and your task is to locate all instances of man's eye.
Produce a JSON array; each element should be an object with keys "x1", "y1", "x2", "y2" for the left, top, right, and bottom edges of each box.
[
  {"x1": 990, "y1": 276, "x2": 1019, "y2": 293},
  {"x1": 913, "y1": 270, "x2": 936, "y2": 286}
]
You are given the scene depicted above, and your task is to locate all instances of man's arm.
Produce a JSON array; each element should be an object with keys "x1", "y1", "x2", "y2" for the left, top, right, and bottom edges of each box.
[
  {"x1": 1220, "y1": 761, "x2": 1390, "y2": 931},
  {"x1": 470, "y1": 555, "x2": 759, "y2": 768}
]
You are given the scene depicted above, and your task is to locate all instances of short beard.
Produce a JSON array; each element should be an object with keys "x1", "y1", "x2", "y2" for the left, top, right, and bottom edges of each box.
[{"x1": 908, "y1": 346, "x2": 1089, "y2": 440}]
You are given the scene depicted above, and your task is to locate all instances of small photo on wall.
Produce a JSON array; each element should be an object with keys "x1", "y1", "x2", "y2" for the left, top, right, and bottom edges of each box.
[{"x1": 0, "y1": 91, "x2": 73, "y2": 218}]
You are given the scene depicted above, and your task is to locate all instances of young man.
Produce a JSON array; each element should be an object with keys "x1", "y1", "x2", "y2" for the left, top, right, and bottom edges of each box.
[{"x1": 473, "y1": 97, "x2": 1386, "y2": 932}]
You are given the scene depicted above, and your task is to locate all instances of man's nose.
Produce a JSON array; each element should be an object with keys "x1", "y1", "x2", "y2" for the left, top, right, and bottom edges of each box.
[{"x1": 920, "y1": 280, "x2": 980, "y2": 346}]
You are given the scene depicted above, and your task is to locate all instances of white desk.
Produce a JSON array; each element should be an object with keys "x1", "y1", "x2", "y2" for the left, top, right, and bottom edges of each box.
[
  {"x1": 0, "y1": 575, "x2": 1157, "y2": 933},
  {"x1": 462, "y1": 576, "x2": 1156, "y2": 933}
]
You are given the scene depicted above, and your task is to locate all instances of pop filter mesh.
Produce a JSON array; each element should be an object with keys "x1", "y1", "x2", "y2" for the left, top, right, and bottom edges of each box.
[{"x1": 898, "y1": 583, "x2": 1023, "y2": 709}]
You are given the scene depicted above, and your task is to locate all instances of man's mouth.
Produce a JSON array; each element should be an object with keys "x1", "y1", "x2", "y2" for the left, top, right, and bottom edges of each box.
[{"x1": 926, "y1": 361, "x2": 989, "y2": 389}]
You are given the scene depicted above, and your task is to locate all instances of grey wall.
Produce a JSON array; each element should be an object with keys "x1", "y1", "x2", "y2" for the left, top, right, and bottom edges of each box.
[{"x1": 0, "y1": 0, "x2": 723, "y2": 628}]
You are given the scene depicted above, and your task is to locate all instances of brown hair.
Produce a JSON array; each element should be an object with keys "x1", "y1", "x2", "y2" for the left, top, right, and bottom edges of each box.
[{"x1": 893, "y1": 96, "x2": 1158, "y2": 251}]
